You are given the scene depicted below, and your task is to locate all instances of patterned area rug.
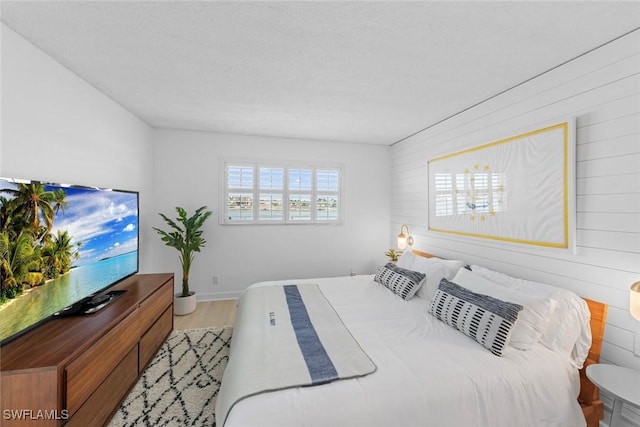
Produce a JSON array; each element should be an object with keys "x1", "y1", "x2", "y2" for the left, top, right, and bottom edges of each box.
[{"x1": 109, "y1": 326, "x2": 233, "y2": 427}]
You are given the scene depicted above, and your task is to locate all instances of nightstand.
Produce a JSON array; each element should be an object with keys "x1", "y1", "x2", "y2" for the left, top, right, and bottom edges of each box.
[{"x1": 586, "y1": 363, "x2": 640, "y2": 427}]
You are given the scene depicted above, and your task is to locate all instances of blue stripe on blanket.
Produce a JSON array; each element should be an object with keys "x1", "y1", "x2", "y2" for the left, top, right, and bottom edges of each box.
[{"x1": 284, "y1": 285, "x2": 338, "y2": 385}]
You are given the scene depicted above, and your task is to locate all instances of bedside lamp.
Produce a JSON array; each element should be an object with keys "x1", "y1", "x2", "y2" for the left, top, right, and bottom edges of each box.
[
  {"x1": 631, "y1": 281, "x2": 640, "y2": 321},
  {"x1": 397, "y1": 224, "x2": 414, "y2": 250}
]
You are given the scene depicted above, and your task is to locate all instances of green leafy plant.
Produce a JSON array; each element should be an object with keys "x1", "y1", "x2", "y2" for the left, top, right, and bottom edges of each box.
[
  {"x1": 385, "y1": 248, "x2": 402, "y2": 262},
  {"x1": 153, "y1": 206, "x2": 212, "y2": 297}
]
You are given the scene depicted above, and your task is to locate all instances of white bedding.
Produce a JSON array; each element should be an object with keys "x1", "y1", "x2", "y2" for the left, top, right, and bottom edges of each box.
[{"x1": 219, "y1": 275, "x2": 586, "y2": 427}]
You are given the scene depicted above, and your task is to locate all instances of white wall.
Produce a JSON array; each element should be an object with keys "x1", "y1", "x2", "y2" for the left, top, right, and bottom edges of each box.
[
  {"x1": 391, "y1": 30, "x2": 640, "y2": 426},
  {"x1": 0, "y1": 24, "x2": 155, "y2": 272},
  {"x1": 151, "y1": 129, "x2": 390, "y2": 299},
  {"x1": 0, "y1": 22, "x2": 391, "y2": 293}
]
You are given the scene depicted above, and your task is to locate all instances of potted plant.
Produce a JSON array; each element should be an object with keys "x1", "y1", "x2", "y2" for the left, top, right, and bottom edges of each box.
[
  {"x1": 385, "y1": 248, "x2": 402, "y2": 263},
  {"x1": 153, "y1": 206, "x2": 212, "y2": 315}
]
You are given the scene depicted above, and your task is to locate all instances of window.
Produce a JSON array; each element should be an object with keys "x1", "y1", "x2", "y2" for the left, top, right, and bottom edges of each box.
[
  {"x1": 223, "y1": 162, "x2": 342, "y2": 224},
  {"x1": 316, "y1": 169, "x2": 340, "y2": 221},
  {"x1": 227, "y1": 165, "x2": 254, "y2": 221},
  {"x1": 259, "y1": 167, "x2": 284, "y2": 221}
]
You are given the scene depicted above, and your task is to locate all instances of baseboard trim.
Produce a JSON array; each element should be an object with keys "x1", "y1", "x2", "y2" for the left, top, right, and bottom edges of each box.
[{"x1": 196, "y1": 290, "x2": 242, "y2": 301}]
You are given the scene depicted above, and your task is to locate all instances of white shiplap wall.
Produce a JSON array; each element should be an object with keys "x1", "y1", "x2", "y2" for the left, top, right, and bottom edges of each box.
[{"x1": 391, "y1": 29, "x2": 640, "y2": 426}]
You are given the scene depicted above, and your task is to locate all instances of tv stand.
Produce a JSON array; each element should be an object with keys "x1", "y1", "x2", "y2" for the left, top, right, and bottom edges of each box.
[
  {"x1": 56, "y1": 290, "x2": 127, "y2": 316},
  {"x1": 1, "y1": 273, "x2": 174, "y2": 426}
]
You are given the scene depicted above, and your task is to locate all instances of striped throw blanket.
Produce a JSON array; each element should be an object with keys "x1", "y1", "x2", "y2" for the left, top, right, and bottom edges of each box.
[{"x1": 215, "y1": 284, "x2": 376, "y2": 426}]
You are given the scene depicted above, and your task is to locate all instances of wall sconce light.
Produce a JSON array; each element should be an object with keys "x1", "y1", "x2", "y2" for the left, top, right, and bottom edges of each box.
[
  {"x1": 631, "y1": 281, "x2": 640, "y2": 321},
  {"x1": 397, "y1": 224, "x2": 414, "y2": 250}
]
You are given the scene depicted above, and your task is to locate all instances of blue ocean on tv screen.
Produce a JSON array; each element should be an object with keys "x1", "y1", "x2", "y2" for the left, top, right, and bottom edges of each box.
[{"x1": 0, "y1": 180, "x2": 139, "y2": 343}]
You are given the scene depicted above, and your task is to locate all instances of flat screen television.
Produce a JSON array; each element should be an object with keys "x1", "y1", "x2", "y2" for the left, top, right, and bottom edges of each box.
[{"x1": 0, "y1": 177, "x2": 139, "y2": 345}]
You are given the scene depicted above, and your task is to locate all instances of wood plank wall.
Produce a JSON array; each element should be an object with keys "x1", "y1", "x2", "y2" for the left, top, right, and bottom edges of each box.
[{"x1": 390, "y1": 29, "x2": 640, "y2": 427}]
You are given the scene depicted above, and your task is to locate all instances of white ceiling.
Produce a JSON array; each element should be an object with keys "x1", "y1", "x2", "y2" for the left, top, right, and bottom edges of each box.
[{"x1": 2, "y1": 1, "x2": 639, "y2": 145}]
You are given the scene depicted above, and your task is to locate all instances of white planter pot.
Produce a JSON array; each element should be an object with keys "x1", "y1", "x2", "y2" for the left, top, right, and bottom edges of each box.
[{"x1": 174, "y1": 292, "x2": 197, "y2": 316}]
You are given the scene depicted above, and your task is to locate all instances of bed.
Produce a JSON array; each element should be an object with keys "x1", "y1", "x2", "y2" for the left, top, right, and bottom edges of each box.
[{"x1": 216, "y1": 251, "x2": 606, "y2": 427}]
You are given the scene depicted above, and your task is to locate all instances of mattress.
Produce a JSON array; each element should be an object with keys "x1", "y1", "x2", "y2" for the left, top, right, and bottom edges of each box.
[{"x1": 217, "y1": 274, "x2": 586, "y2": 427}]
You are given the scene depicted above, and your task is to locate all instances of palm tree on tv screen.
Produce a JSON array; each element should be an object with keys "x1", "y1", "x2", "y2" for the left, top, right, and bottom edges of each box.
[
  {"x1": 3, "y1": 183, "x2": 56, "y2": 235},
  {"x1": 52, "y1": 188, "x2": 69, "y2": 215},
  {"x1": 0, "y1": 183, "x2": 77, "y2": 303},
  {"x1": 0, "y1": 231, "x2": 43, "y2": 297},
  {"x1": 42, "y1": 230, "x2": 82, "y2": 278}
]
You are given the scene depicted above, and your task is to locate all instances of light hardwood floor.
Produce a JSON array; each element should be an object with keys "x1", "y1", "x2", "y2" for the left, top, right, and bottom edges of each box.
[{"x1": 174, "y1": 299, "x2": 238, "y2": 330}]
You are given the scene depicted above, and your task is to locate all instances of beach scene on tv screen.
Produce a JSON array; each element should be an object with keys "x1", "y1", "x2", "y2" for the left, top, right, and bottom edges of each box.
[{"x1": 0, "y1": 180, "x2": 138, "y2": 343}]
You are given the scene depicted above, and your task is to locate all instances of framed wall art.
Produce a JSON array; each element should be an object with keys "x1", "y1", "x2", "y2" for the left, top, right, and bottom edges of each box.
[{"x1": 427, "y1": 120, "x2": 575, "y2": 251}]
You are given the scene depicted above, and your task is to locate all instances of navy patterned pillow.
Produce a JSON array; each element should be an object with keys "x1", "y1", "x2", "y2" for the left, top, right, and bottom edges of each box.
[
  {"x1": 428, "y1": 279, "x2": 523, "y2": 356},
  {"x1": 374, "y1": 263, "x2": 426, "y2": 300}
]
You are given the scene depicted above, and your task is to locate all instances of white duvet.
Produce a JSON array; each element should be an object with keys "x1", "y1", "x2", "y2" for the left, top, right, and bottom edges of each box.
[{"x1": 219, "y1": 275, "x2": 586, "y2": 427}]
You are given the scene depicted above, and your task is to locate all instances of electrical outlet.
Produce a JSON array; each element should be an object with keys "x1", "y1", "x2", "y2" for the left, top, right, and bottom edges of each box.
[{"x1": 212, "y1": 275, "x2": 219, "y2": 285}]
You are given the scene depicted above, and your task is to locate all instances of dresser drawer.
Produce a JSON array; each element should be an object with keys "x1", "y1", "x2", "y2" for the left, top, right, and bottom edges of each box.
[
  {"x1": 0, "y1": 368, "x2": 59, "y2": 427},
  {"x1": 65, "y1": 309, "x2": 139, "y2": 416},
  {"x1": 139, "y1": 306, "x2": 173, "y2": 371},
  {"x1": 65, "y1": 346, "x2": 138, "y2": 427},
  {"x1": 138, "y1": 279, "x2": 172, "y2": 333}
]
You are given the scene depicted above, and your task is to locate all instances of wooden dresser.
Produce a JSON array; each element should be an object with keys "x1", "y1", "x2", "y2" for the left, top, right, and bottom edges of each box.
[{"x1": 1, "y1": 273, "x2": 174, "y2": 426}]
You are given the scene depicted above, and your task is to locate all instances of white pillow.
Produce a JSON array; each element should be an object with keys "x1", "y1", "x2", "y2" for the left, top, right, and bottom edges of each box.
[
  {"x1": 452, "y1": 268, "x2": 557, "y2": 351},
  {"x1": 411, "y1": 257, "x2": 465, "y2": 300},
  {"x1": 396, "y1": 251, "x2": 418, "y2": 269},
  {"x1": 396, "y1": 252, "x2": 464, "y2": 276},
  {"x1": 393, "y1": 253, "x2": 465, "y2": 300},
  {"x1": 427, "y1": 257, "x2": 465, "y2": 278},
  {"x1": 470, "y1": 265, "x2": 591, "y2": 368},
  {"x1": 416, "y1": 263, "x2": 451, "y2": 300}
]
